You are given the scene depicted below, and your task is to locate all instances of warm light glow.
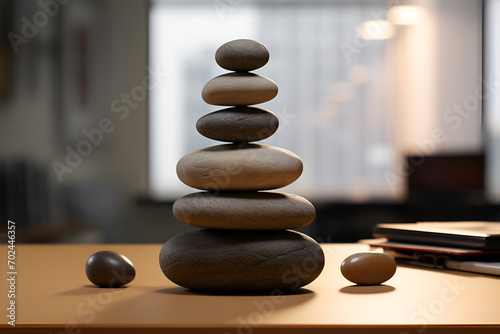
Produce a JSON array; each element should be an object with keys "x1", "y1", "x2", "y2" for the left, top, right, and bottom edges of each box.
[
  {"x1": 390, "y1": 5, "x2": 423, "y2": 25},
  {"x1": 357, "y1": 20, "x2": 394, "y2": 40},
  {"x1": 349, "y1": 65, "x2": 370, "y2": 84},
  {"x1": 331, "y1": 82, "x2": 355, "y2": 101}
]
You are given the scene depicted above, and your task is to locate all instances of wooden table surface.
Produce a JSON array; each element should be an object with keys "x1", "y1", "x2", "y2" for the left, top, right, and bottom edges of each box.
[{"x1": 1, "y1": 243, "x2": 500, "y2": 333}]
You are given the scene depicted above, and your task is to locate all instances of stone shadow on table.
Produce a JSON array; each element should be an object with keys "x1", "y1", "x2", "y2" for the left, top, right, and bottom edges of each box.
[
  {"x1": 156, "y1": 286, "x2": 314, "y2": 296},
  {"x1": 339, "y1": 284, "x2": 395, "y2": 294},
  {"x1": 88, "y1": 286, "x2": 316, "y2": 323},
  {"x1": 58, "y1": 285, "x2": 129, "y2": 295}
]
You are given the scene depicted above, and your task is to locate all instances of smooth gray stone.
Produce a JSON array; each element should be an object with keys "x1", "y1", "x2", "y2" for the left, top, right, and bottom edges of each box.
[
  {"x1": 176, "y1": 143, "x2": 303, "y2": 191},
  {"x1": 201, "y1": 72, "x2": 278, "y2": 106},
  {"x1": 159, "y1": 229, "x2": 325, "y2": 292},
  {"x1": 173, "y1": 191, "x2": 316, "y2": 230},
  {"x1": 85, "y1": 251, "x2": 135, "y2": 287},
  {"x1": 341, "y1": 252, "x2": 397, "y2": 286},
  {"x1": 196, "y1": 106, "x2": 279, "y2": 142},
  {"x1": 215, "y1": 39, "x2": 269, "y2": 72}
]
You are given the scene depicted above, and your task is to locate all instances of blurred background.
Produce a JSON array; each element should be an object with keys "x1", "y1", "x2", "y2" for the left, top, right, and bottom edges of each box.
[{"x1": 0, "y1": 0, "x2": 499, "y2": 243}]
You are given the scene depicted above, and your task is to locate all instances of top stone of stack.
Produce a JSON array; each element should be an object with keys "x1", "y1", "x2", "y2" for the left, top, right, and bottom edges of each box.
[
  {"x1": 202, "y1": 39, "x2": 277, "y2": 107},
  {"x1": 215, "y1": 39, "x2": 270, "y2": 72}
]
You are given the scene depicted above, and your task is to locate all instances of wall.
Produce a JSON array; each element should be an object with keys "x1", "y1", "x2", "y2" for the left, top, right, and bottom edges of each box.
[
  {"x1": 0, "y1": 0, "x2": 191, "y2": 242},
  {"x1": 97, "y1": 0, "x2": 192, "y2": 242},
  {"x1": 395, "y1": 0, "x2": 482, "y2": 156}
]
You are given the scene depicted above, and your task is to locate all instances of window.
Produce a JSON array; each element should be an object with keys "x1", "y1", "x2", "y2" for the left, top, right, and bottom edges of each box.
[{"x1": 149, "y1": 0, "x2": 483, "y2": 201}]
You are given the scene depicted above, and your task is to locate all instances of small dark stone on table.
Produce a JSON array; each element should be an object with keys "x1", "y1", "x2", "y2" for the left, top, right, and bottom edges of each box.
[{"x1": 85, "y1": 251, "x2": 136, "y2": 288}]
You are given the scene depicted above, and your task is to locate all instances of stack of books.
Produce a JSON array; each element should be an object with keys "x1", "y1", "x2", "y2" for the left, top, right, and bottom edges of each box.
[{"x1": 364, "y1": 222, "x2": 500, "y2": 276}]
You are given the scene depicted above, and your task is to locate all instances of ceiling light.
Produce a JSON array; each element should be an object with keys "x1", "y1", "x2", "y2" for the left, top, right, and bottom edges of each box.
[
  {"x1": 390, "y1": 5, "x2": 423, "y2": 25},
  {"x1": 357, "y1": 20, "x2": 394, "y2": 40}
]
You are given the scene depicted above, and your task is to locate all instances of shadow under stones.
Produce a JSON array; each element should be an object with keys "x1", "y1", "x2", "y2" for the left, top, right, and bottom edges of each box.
[
  {"x1": 339, "y1": 284, "x2": 396, "y2": 294},
  {"x1": 155, "y1": 286, "x2": 314, "y2": 296},
  {"x1": 58, "y1": 285, "x2": 129, "y2": 295}
]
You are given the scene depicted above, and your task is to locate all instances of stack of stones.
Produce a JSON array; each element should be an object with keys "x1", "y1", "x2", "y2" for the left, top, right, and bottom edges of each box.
[{"x1": 159, "y1": 39, "x2": 325, "y2": 292}]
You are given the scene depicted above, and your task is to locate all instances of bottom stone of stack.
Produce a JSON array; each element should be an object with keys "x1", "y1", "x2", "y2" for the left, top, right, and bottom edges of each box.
[{"x1": 159, "y1": 229, "x2": 325, "y2": 292}]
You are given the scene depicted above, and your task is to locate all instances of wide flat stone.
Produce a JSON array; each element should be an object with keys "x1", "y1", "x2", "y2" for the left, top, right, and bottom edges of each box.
[
  {"x1": 173, "y1": 191, "x2": 315, "y2": 230},
  {"x1": 215, "y1": 39, "x2": 269, "y2": 72},
  {"x1": 196, "y1": 106, "x2": 279, "y2": 142},
  {"x1": 202, "y1": 73, "x2": 278, "y2": 106},
  {"x1": 176, "y1": 143, "x2": 302, "y2": 191},
  {"x1": 159, "y1": 229, "x2": 325, "y2": 292}
]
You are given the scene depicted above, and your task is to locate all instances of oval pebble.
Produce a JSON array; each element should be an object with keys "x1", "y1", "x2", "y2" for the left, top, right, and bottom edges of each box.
[
  {"x1": 202, "y1": 72, "x2": 278, "y2": 106},
  {"x1": 85, "y1": 251, "x2": 136, "y2": 287},
  {"x1": 159, "y1": 229, "x2": 325, "y2": 291},
  {"x1": 173, "y1": 191, "x2": 315, "y2": 230},
  {"x1": 215, "y1": 39, "x2": 269, "y2": 72},
  {"x1": 196, "y1": 106, "x2": 279, "y2": 142},
  {"x1": 340, "y1": 252, "x2": 396, "y2": 286},
  {"x1": 176, "y1": 143, "x2": 303, "y2": 191}
]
